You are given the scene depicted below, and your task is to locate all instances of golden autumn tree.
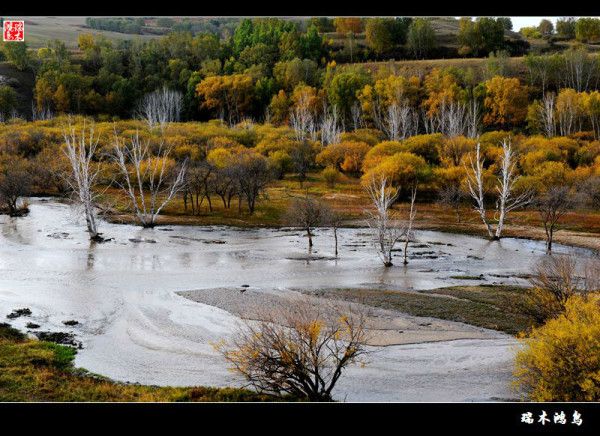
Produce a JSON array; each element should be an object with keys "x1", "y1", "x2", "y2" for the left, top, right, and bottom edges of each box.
[
  {"x1": 514, "y1": 293, "x2": 600, "y2": 401},
  {"x1": 34, "y1": 76, "x2": 55, "y2": 111},
  {"x1": 333, "y1": 17, "x2": 365, "y2": 35},
  {"x1": 361, "y1": 151, "x2": 430, "y2": 189},
  {"x1": 358, "y1": 74, "x2": 422, "y2": 114},
  {"x1": 316, "y1": 141, "x2": 371, "y2": 174},
  {"x1": 422, "y1": 68, "x2": 465, "y2": 117},
  {"x1": 290, "y1": 83, "x2": 323, "y2": 114},
  {"x1": 483, "y1": 76, "x2": 529, "y2": 128},
  {"x1": 362, "y1": 140, "x2": 405, "y2": 172},
  {"x1": 53, "y1": 84, "x2": 70, "y2": 113},
  {"x1": 195, "y1": 73, "x2": 254, "y2": 125},
  {"x1": 268, "y1": 89, "x2": 290, "y2": 126},
  {"x1": 555, "y1": 88, "x2": 585, "y2": 136}
]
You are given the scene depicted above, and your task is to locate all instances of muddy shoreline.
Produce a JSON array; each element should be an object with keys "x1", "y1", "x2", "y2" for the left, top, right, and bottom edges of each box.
[
  {"x1": 103, "y1": 211, "x2": 600, "y2": 253},
  {"x1": 177, "y1": 287, "x2": 508, "y2": 347}
]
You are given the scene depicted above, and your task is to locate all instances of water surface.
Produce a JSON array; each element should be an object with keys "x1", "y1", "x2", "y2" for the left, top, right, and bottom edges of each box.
[{"x1": 0, "y1": 198, "x2": 594, "y2": 401}]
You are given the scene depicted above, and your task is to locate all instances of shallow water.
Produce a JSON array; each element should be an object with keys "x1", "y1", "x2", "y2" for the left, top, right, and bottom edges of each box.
[{"x1": 0, "y1": 198, "x2": 595, "y2": 401}]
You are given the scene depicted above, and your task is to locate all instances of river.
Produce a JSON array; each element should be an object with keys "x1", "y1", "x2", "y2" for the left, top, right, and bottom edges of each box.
[{"x1": 0, "y1": 198, "x2": 594, "y2": 401}]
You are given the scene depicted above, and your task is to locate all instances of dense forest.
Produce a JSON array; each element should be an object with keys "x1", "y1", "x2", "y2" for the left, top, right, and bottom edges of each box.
[{"x1": 0, "y1": 17, "x2": 598, "y2": 125}]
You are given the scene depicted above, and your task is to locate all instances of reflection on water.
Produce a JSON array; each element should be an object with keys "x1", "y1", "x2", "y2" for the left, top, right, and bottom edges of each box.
[{"x1": 0, "y1": 198, "x2": 595, "y2": 401}]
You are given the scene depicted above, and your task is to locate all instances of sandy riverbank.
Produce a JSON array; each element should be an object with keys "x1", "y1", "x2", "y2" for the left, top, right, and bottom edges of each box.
[{"x1": 178, "y1": 287, "x2": 508, "y2": 346}]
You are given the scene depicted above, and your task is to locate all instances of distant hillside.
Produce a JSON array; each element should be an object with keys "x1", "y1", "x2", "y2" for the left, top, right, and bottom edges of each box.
[
  {"x1": 19, "y1": 17, "x2": 159, "y2": 49},
  {"x1": 323, "y1": 17, "x2": 527, "y2": 61}
]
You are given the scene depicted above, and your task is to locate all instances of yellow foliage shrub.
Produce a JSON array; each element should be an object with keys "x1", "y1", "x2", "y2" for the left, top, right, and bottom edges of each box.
[
  {"x1": 315, "y1": 141, "x2": 370, "y2": 174},
  {"x1": 514, "y1": 294, "x2": 600, "y2": 401}
]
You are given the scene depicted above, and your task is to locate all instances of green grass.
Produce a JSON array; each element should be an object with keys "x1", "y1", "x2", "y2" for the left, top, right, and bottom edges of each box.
[
  {"x1": 0, "y1": 323, "x2": 275, "y2": 402},
  {"x1": 22, "y1": 17, "x2": 159, "y2": 49},
  {"x1": 304, "y1": 285, "x2": 539, "y2": 335}
]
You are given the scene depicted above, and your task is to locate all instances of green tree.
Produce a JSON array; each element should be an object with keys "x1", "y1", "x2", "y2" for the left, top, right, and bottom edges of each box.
[
  {"x1": 326, "y1": 67, "x2": 372, "y2": 120},
  {"x1": 458, "y1": 17, "x2": 505, "y2": 57},
  {"x1": 538, "y1": 19, "x2": 554, "y2": 37},
  {"x1": 278, "y1": 31, "x2": 302, "y2": 61},
  {"x1": 1, "y1": 41, "x2": 30, "y2": 71},
  {"x1": 497, "y1": 17, "x2": 513, "y2": 31},
  {"x1": 576, "y1": 18, "x2": 600, "y2": 43},
  {"x1": 407, "y1": 18, "x2": 437, "y2": 59},
  {"x1": 273, "y1": 58, "x2": 320, "y2": 90},
  {"x1": 365, "y1": 18, "x2": 397, "y2": 55},
  {"x1": 300, "y1": 25, "x2": 324, "y2": 61},
  {"x1": 308, "y1": 17, "x2": 335, "y2": 33},
  {"x1": 0, "y1": 85, "x2": 17, "y2": 117},
  {"x1": 556, "y1": 17, "x2": 576, "y2": 39}
]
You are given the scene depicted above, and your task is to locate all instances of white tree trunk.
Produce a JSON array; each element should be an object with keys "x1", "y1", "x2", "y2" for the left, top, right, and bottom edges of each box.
[
  {"x1": 364, "y1": 176, "x2": 405, "y2": 267},
  {"x1": 62, "y1": 123, "x2": 102, "y2": 240},
  {"x1": 112, "y1": 132, "x2": 187, "y2": 227},
  {"x1": 494, "y1": 139, "x2": 532, "y2": 239},
  {"x1": 466, "y1": 143, "x2": 495, "y2": 239},
  {"x1": 403, "y1": 186, "x2": 417, "y2": 265},
  {"x1": 136, "y1": 86, "x2": 183, "y2": 130}
]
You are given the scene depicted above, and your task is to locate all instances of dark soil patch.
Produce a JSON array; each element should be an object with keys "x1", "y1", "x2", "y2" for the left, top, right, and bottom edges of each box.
[
  {"x1": 62, "y1": 320, "x2": 79, "y2": 326},
  {"x1": 34, "y1": 331, "x2": 82, "y2": 349},
  {"x1": 6, "y1": 308, "x2": 32, "y2": 319},
  {"x1": 302, "y1": 285, "x2": 538, "y2": 335}
]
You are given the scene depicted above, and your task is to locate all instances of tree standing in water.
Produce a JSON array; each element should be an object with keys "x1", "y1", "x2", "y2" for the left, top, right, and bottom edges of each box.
[
  {"x1": 62, "y1": 122, "x2": 104, "y2": 241},
  {"x1": 364, "y1": 175, "x2": 404, "y2": 267},
  {"x1": 285, "y1": 193, "x2": 326, "y2": 252}
]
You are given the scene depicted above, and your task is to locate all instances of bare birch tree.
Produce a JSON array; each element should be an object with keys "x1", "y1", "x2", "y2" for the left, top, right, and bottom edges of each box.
[
  {"x1": 290, "y1": 92, "x2": 318, "y2": 142},
  {"x1": 364, "y1": 175, "x2": 404, "y2": 267},
  {"x1": 320, "y1": 104, "x2": 342, "y2": 146},
  {"x1": 350, "y1": 101, "x2": 363, "y2": 131},
  {"x1": 562, "y1": 47, "x2": 596, "y2": 92},
  {"x1": 466, "y1": 140, "x2": 531, "y2": 240},
  {"x1": 111, "y1": 132, "x2": 187, "y2": 227},
  {"x1": 322, "y1": 204, "x2": 342, "y2": 258},
  {"x1": 466, "y1": 142, "x2": 495, "y2": 239},
  {"x1": 62, "y1": 124, "x2": 104, "y2": 241},
  {"x1": 31, "y1": 102, "x2": 54, "y2": 121},
  {"x1": 383, "y1": 103, "x2": 419, "y2": 141},
  {"x1": 466, "y1": 99, "x2": 481, "y2": 139},
  {"x1": 402, "y1": 186, "x2": 417, "y2": 265},
  {"x1": 494, "y1": 139, "x2": 532, "y2": 239},
  {"x1": 422, "y1": 99, "x2": 479, "y2": 138},
  {"x1": 438, "y1": 100, "x2": 468, "y2": 137},
  {"x1": 136, "y1": 86, "x2": 183, "y2": 130},
  {"x1": 539, "y1": 93, "x2": 556, "y2": 138}
]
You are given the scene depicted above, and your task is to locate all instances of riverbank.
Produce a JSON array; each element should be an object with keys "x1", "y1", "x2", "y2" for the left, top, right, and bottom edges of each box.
[
  {"x1": 0, "y1": 323, "x2": 270, "y2": 402},
  {"x1": 94, "y1": 174, "x2": 600, "y2": 252},
  {"x1": 179, "y1": 284, "x2": 538, "y2": 341}
]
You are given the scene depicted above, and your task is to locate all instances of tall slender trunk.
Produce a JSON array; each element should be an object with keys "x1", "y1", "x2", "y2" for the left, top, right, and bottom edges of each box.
[
  {"x1": 333, "y1": 227, "x2": 338, "y2": 257},
  {"x1": 307, "y1": 227, "x2": 313, "y2": 249}
]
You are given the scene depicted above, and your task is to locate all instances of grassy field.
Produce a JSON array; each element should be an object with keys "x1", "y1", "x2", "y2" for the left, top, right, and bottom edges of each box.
[
  {"x1": 19, "y1": 17, "x2": 159, "y2": 49},
  {"x1": 303, "y1": 285, "x2": 539, "y2": 335},
  {"x1": 0, "y1": 323, "x2": 274, "y2": 402}
]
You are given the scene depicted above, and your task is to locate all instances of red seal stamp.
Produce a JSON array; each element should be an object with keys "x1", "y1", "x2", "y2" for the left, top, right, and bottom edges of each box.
[{"x1": 3, "y1": 20, "x2": 25, "y2": 42}]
